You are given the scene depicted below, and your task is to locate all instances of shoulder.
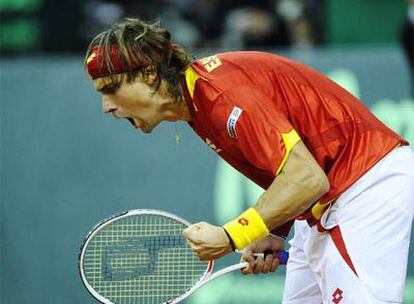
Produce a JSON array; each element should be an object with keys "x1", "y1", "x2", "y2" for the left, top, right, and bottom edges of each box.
[
  {"x1": 191, "y1": 51, "x2": 282, "y2": 76},
  {"x1": 206, "y1": 86, "x2": 282, "y2": 139}
]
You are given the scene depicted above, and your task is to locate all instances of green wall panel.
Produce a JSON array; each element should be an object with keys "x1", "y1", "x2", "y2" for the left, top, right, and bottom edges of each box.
[{"x1": 326, "y1": 0, "x2": 407, "y2": 44}]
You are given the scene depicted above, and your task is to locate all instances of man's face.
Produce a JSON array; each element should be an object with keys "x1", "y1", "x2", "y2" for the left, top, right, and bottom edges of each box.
[{"x1": 93, "y1": 74, "x2": 165, "y2": 133}]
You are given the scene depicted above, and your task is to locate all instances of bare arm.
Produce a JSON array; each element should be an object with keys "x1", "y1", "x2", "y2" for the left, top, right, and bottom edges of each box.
[
  {"x1": 183, "y1": 140, "x2": 330, "y2": 261},
  {"x1": 254, "y1": 140, "x2": 330, "y2": 230}
]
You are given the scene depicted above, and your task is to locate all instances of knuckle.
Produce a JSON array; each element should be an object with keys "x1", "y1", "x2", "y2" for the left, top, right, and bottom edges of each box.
[{"x1": 242, "y1": 269, "x2": 251, "y2": 275}]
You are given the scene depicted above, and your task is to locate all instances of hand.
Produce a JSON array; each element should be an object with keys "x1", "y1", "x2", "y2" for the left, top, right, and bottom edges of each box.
[
  {"x1": 241, "y1": 235, "x2": 285, "y2": 275},
  {"x1": 182, "y1": 221, "x2": 233, "y2": 261}
]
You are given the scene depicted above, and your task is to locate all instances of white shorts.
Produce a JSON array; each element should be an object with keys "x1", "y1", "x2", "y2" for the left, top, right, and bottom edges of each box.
[{"x1": 282, "y1": 146, "x2": 414, "y2": 304}]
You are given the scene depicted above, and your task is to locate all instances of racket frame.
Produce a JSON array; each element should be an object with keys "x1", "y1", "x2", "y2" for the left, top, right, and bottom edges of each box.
[{"x1": 79, "y1": 209, "x2": 214, "y2": 304}]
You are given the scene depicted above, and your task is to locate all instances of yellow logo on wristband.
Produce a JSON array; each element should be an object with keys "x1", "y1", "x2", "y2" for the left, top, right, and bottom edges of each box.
[
  {"x1": 224, "y1": 208, "x2": 269, "y2": 250},
  {"x1": 238, "y1": 218, "x2": 249, "y2": 226}
]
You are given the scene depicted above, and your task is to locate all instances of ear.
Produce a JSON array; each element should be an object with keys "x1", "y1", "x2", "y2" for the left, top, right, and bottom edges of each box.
[{"x1": 140, "y1": 65, "x2": 157, "y2": 86}]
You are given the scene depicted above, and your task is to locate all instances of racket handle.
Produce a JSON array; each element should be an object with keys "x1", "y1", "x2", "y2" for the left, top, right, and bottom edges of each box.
[
  {"x1": 263, "y1": 250, "x2": 289, "y2": 265},
  {"x1": 279, "y1": 250, "x2": 289, "y2": 265}
]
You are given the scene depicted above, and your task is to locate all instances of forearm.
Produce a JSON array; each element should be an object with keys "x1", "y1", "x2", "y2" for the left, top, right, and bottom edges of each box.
[
  {"x1": 254, "y1": 143, "x2": 329, "y2": 230},
  {"x1": 223, "y1": 141, "x2": 329, "y2": 250}
]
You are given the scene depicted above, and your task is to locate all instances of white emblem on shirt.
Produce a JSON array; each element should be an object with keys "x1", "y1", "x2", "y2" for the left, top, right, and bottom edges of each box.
[
  {"x1": 200, "y1": 55, "x2": 222, "y2": 72},
  {"x1": 227, "y1": 106, "x2": 243, "y2": 139}
]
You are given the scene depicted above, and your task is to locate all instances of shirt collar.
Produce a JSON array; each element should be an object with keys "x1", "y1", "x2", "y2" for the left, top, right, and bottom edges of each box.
[{"x1": 180, "y1": 66, "x2": 200, "y2": 119}]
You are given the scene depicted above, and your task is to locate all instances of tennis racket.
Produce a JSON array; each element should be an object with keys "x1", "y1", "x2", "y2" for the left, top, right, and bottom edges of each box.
[{"x1": 79, "y1": 209, "x2": 289, "y2": 304}]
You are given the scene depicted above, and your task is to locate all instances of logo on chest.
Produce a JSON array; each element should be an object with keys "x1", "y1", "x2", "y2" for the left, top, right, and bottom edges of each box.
[
  {"x1": 205, "y1": 138, "x2": 222, "y2": 153},
  {"x1": 227, "y1": 106, "x2": 243, "y2": 139}
]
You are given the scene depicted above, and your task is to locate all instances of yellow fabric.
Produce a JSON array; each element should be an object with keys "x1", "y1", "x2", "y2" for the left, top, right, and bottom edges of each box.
[
  {"x1": 223, "y1": 207, "x2": 269, "y2": 250},
  {"x1": 184, "y1": 67, "x2": 200, "y2": 98},
  {"x1": 311, "y1": 198, "x2": 335, "y2": 219},
  {"x1": 310, "y1": 201, "x2": 328, "y2": 219},
  {"x1": 86, "y1": 52, "x2": 96, "y2": 64},
  {"x1": 276, "y1": 129, "x2": 301, "y2": 175}
]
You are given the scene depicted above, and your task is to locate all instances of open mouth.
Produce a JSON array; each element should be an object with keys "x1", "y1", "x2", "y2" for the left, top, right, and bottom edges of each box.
[
  {"x1": 126, "y1": 117, "x2": 135, "y2": 127},
  {"x1": 125, "y1": 117, "x2": 151, "y2": 133},
  {"x1": 111, "y1": 112, "x2": 146, "y2": 131}
]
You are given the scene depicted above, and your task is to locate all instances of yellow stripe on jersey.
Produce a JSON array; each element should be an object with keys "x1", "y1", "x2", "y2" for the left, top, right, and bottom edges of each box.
[
  {"x1": 275, "y1": 129, "x2": 301, "y2": 175},
  {"x1": 311, "y1": 201, "x2": 328, "y2": 219},
  {"x1": 185, "y1": 67, "x2": 200, "y2": 99},
  {"x1": 311, "y1": 198, "x2": 335, "y2": 219}
]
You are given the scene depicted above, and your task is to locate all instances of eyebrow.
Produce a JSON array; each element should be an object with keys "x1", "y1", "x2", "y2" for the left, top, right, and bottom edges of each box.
[
  {"x1": 96, "y1": 84, "x2": 109, "y2": 92},
  {"x1": 97, "y1": 83, "x2": 118, "y2": 94}
]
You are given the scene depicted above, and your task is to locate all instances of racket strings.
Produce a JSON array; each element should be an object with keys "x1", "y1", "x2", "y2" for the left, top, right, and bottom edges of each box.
[{"x1": 82, "y1": 214, "x2": 208, "y2": 304}]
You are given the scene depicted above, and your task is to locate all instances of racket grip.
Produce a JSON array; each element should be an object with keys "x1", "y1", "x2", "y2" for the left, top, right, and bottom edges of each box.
[
  {"x1": 263, "y1": 250, "x2": 289, "y2": 265},
  {"x1": 279, "y1": 250, "x2": 289, "y2": 265}
]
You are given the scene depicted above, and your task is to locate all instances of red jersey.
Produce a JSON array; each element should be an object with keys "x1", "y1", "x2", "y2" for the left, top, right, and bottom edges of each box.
[{"x1": 181, "y1": 52, "x2": 408, "y2": 236}]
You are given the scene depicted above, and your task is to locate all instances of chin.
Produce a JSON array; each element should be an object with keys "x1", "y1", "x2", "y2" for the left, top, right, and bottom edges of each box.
[
  {"x1": 142, "y1": 121, "x2": 162, "y2": 134},
  {"x1": 141, "y1": 124, "x2": 154, "y2": 134},
  {"x1": 142, "y1": 129, "x2": 153, "y2": 134}
]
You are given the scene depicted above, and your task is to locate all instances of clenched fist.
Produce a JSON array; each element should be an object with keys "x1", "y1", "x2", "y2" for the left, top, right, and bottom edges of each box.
[{"x1": 183, "y1": 221, "x2": 233, "y2": 261}]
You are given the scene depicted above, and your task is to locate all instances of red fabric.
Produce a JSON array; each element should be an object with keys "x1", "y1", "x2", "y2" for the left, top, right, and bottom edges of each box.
[
  {"x1": 330, "y1": 226, "x2": 358, "y2": 276},
  {"x1": 86, "y1": 45, "x2": 140, "y2": 79},
  {"x1": 182, "y1": 51, "x2": 408, "y2": 236},
  {"x1": 86, "y1": 44, "x2": 168, "y2": 79}
]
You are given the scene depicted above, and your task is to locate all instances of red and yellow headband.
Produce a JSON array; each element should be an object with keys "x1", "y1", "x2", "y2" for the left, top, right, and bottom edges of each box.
[
  {"x1": 86, "y1": 45, "x2": 140, "y2": 79},
  {"x1": 86, "y1": 44, "x2": 176, "y2": 80}
]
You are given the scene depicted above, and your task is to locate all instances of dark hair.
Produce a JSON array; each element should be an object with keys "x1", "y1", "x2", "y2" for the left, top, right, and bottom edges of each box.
[{"x1": 84, "y1": 18, "x2": 192, "y2": 103}]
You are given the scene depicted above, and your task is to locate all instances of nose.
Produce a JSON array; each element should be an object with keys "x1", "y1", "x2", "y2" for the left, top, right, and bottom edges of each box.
[{"x1": 102, "y1": 96, "x2": 116, "y2": 113}]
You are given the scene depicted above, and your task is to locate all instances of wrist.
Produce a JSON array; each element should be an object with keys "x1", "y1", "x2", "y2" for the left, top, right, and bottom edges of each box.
[
  {"x1": 222, "y1": 227, "x2": 236, "y2": 251},
  {"x1": 269, "y1": 232, "x2": 287, "y2": 241},
  {"x1": 223, "y1": 207, "x2": 269, "y2": 250}
]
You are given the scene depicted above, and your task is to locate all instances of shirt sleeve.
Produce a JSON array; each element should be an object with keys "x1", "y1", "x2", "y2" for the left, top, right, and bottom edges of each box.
[{"x1": 212, "y1": 86, "x2": 301, "y2": 176}]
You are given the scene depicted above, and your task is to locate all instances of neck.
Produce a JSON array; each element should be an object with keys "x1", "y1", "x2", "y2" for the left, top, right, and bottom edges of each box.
[
  {"x1": 172, "y1": 100, "x2": 191, "y2": 121},
  {"x1": 159, "y1": 98, "x2": 191, "y2": 122},
  {"x1": 157, "y1": 78, "x2": 192, "y2": 122}
]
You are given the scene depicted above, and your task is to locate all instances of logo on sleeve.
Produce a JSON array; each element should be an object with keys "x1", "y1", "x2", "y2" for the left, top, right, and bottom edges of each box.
[
  {"x1": 200, "y1": 55, "x2": 222, "y2": 72},
  {"x1": 226, "y1": 106, "x2": 243, "y2": 139}
]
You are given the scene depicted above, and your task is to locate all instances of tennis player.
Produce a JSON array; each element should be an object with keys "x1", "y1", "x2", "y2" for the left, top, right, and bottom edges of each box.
[{"x1": 85, "y1": 18, "x2": 414, "y2": 303}]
